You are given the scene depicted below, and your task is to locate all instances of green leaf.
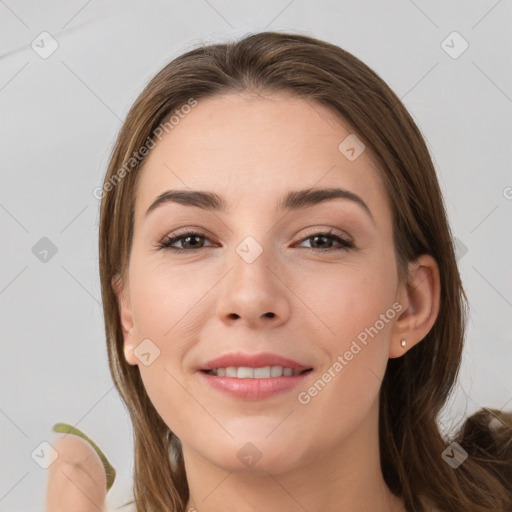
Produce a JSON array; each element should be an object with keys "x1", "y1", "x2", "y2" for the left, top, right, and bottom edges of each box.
[{"x1": 52, "y1": 422, "x2": 116, "y2": 492}]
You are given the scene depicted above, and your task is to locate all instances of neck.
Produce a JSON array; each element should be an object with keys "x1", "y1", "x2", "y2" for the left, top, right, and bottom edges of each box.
[{"x1": 183, "y1": 399, "x2": 405, "y2": 512}]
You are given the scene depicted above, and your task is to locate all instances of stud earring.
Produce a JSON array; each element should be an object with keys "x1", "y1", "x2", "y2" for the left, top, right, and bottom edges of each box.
[{"x1": 400, "y1": 339, "x2": 407, "y2": 348}]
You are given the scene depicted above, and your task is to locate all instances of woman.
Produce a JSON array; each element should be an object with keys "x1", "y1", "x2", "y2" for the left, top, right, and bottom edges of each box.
[{"x1": 46, "y1": 31, "x2": 512, "y2": 511}]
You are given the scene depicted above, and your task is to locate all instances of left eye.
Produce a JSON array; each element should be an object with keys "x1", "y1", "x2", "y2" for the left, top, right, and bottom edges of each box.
[
  {"x1": 296, "y1": 232, "x2": 354, "y2": 251},
  {"x1": 156, "y1": 230, "x2": 354, "y2": 252}
]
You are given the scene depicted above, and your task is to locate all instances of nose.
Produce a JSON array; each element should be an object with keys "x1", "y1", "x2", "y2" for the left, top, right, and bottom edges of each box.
[{"x1": 215, "y1": 249, "x2": 291, "y2": 329}]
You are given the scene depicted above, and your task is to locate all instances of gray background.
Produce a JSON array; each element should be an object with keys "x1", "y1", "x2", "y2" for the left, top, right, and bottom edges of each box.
[{"x1": 1, "y1": 1, "x2": 511, "y2": 510}]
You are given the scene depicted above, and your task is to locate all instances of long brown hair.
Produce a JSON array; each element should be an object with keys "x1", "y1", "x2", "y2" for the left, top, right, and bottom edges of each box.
[{"x1": 98, "y1": 31, "x2": 512, "y2": 511}]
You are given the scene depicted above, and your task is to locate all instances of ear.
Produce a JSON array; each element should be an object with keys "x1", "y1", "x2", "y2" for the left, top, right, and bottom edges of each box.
[
  {"x1": 111, "y1": 273, "x2": 139, "y2": 366},
  {"x1": 389, "y1": 254, "x2": 441, "y2": 358}
]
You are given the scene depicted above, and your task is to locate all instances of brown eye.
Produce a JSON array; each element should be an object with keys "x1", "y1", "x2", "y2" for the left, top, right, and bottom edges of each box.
[
  {"x1": 155, "y1": 229, "x2": 354, "y2": 253},
  {"x1": 156, "y1": 231, "x2": 212, "y2": 252},
  {"x1": 296, "y1": 232, "x2": 354, "y2": 252}
]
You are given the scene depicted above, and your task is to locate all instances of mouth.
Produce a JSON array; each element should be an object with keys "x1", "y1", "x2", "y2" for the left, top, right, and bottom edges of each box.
[
  {"x1": 201, "y1": 366, "x2": 313, "y2": 378},
  {"x1": 197, "y1": 352, "x2": 314, "y2": 400}
]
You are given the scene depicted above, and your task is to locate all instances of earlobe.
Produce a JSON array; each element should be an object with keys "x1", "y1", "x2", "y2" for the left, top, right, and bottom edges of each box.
[
  {"x1": 389, "y1": 255, "x2": 441, "y2": 358},
  {"x1": 124, "y1": 344, "x2": 139, "y2": 366},
  {"x1": 111, "y1": 274, "x2": 139, "y2": 366}
]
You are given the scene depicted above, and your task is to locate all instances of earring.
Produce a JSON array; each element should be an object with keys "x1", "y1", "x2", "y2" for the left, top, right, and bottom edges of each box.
[{"x1": 400, "y1": 339, "x2": 407, "y2": 348}]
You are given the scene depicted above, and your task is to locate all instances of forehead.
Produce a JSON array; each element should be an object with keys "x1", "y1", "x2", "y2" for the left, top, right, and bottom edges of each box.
[{"x1": 134, "y1": 92, "x2": 390, "y2": 220}]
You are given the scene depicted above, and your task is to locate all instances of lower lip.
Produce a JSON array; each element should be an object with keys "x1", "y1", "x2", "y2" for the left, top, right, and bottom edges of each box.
[{"x1": 198, "y1": 371, "x2": 312, "y2": 400}]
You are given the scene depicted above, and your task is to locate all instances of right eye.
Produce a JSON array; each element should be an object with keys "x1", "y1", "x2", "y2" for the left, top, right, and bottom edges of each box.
[{"x1": 155, "y1": 231, "x2": 213, "y2": 252}]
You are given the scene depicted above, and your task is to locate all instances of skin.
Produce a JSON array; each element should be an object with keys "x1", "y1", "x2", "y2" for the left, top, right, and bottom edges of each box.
[
  {"x1": 45, "y1": 434, "x2": 107, "y2": 511},
  {"x1": 47, "y1": 91, "x2": 440, "y2": 511}
]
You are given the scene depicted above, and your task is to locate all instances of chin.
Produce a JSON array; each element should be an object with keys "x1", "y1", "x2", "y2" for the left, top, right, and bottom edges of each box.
[{"x1": 201, "y1": 436, "x2": 307, "y2": 475}]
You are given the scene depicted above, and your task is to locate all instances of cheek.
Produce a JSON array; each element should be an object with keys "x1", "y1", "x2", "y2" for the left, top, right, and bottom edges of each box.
[
  {"x1": 127, "y1": 257, "x2": 220, "y2": 433},
  {"x1": 129, "y1": 256, "x2": 213, "y2": 342},
  {"x1": 292, "y1": 252, "x2": 397, "y2": 411},
  {"x1": 294, "y1": 251, "x2": 397, "y2": 349}
]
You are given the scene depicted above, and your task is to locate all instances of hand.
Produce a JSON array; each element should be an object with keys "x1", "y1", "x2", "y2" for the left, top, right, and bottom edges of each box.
[{"x1": 45, "y1": 433, "x2": 107, "y2": 512}]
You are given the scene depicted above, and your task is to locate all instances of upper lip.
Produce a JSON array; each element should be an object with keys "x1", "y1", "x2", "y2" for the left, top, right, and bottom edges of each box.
[{"x1": 199, "y1": 351, "x2": 312, "y2": 371}]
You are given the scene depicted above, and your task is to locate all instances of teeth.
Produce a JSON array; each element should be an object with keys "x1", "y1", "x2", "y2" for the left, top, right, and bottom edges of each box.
[
  {"x1": 237, "y1": 367, "x2": 254, "y2": 378},
  {"x1": 270, "y1": 366, "x2": 283, "y2": 377},
  {"x1": 253, "y1": 367, "x2": 271, "y2": 378},
  {"x1": 225, "y1": 367, "x2": 237, "y2": 377},
  {"x1": 208, "y1": 366, "x2": 303, "y2": 378}
]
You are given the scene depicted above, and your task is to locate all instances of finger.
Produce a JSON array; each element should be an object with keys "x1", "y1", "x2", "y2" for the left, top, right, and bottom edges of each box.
[
  {"x1": 52, "y1": 422, "x2": 116, "y2": 491},
  {"x1": 45, "y1": 434, "x2": 107, "y2": 512}
]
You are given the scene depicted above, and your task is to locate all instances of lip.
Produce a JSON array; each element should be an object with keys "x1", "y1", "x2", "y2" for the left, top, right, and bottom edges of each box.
[
  {"x1": 197, "y1": 351, "x2": 313, "y2": 400},
  {"x1": 199, "y1": 351, "x2": 310, "y2": 371}
]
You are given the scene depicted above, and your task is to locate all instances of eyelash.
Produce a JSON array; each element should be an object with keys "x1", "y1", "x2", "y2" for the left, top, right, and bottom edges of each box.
[{"x1": 155, "y1": 229, "x2": 354, "y2": 253}]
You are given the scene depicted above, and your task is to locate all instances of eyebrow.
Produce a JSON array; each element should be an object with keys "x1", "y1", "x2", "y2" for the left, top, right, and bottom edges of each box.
[{"x1": 145, "y1": 187, "x2": 374, "y2": 223}]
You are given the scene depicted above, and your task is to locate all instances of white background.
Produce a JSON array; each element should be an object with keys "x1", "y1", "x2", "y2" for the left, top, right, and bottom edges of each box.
[{"x1": 1, "y1": 1, "x2": 511, "y2": 510}]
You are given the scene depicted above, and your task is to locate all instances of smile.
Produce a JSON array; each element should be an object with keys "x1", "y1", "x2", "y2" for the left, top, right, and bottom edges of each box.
[
  {"x1": 203, "y1": 366, "x2": 307, "y2": 378},
  {"x1": 197, "y1": 351, "x2": 314, "y2": 399}
]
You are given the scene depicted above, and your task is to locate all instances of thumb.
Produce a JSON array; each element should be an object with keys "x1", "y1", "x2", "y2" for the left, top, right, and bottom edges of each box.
[
  {"x1": 51, "y1": 423, "x2": 116, "y2": 491},
  {"x1": 45, "y1": 423, "x2": 116, "y2": 512}
]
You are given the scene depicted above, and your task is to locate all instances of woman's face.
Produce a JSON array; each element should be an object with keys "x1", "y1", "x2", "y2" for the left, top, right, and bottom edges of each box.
[{"x1": 118, "y1": 91, "x2": 404, "y2": 474}]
